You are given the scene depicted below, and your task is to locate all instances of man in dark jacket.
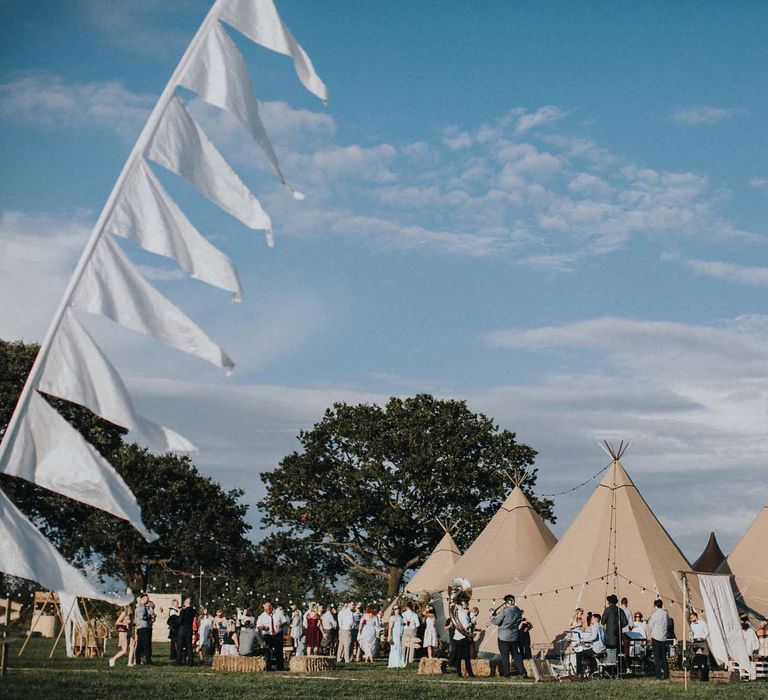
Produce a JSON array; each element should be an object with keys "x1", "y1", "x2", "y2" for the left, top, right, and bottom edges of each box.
[
  {"x1": 491, "y1": 594, "x2": 528, "y2": 678},
  {"x1": 176, "y1": 597, "x2": 197, "y2": 666},
  {"x1": 601, "y1": 594, "x2": 628, "y2": 671}
]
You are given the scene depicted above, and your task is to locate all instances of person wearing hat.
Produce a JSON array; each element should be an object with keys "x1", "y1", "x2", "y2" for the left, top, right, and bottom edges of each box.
[
  {"x1": 601, "y1": 594, "x2": 628, "y2": 671},
  {"x1": 491, "y1": 594, "x2": 528, "y2": 679}
]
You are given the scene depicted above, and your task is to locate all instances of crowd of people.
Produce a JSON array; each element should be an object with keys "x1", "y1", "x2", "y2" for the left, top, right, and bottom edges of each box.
[
  {"x1": 106, "y1": 590, "x2": 768, "y2": 680},
  {"x1": 565, "y1": 594, "x2": 768, "y2": 680}
]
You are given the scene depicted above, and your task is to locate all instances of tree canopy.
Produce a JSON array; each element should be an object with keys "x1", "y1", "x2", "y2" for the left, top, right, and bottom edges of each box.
[{"x1": 260, "y1": 394, "x2": 553, "y2": 598}]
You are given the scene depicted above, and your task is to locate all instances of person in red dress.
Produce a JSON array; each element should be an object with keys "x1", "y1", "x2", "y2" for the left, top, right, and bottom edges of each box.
[{"x1": 304, "y1": 602, "x2": 323, "y2": 655}]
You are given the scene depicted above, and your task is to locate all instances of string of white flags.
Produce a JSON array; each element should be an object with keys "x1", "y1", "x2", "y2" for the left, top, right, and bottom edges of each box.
[{"x1": 0, "y1": 0, "x2": 327, "y2": 603}]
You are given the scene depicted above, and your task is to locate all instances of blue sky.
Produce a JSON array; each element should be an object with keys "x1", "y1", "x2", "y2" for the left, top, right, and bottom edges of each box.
[{"x1": 2, "y1": 0, "x2": 768, "y2": 560}]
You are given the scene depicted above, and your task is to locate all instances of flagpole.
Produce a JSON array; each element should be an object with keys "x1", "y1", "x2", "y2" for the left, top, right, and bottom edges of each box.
[{"x1": 0, "y1": 0, "x2": 224, "y2": 466}]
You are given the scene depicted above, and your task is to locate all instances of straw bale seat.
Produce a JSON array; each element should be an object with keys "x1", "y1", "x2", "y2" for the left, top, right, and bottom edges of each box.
[
  {"x1": 289, "y1": 655, "x2": 336, "y2": 672},
  {"x1": 417, "y1": 657, "x2": 447, "y2": 674},
  {"x1": 212, "y1": 655, "x2": 267, "y2": 672}
]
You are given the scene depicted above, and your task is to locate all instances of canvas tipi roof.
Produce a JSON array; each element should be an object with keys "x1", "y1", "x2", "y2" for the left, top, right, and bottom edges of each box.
[
  {"x1": 445, "y1": 486, "x2": 557, "y2": 588},
  {"x1": 519, "y1": 450, "x2": 699, "y2": 651},
  {"x1": 692, "y1": 532, "x2": 726, "y2": 573},
  {"x1": 405, "y1": 531, "x2": 461, "y2": 594},
  {"x1": 718, "y1": 501, "x2": 768, "y2": 619}
]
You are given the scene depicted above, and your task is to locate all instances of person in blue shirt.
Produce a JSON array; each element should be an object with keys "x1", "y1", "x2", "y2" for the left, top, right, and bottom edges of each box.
[{"x1": 491, "y1": 594, "x2": 528, "y2": 678}]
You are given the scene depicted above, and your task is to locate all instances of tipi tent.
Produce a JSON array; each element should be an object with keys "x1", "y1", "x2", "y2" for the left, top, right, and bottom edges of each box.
[
  {"x1": 519, "y1": 444, "x2": 700, "y2": 653},
  {"x1": 405, "y1": 531, "x2": 461, "y2": 594},
  {"x1": 442, "y1": 485, "x2": 557, "y2": 655},
  {"x1": 718, "y1": 501, "x2": 768, "y2": 619},
  {"x1": 692, "y1": 532, "x2": 726, "y2": 573},
  {"x1": 446, "y1": 486, "x2": 557, "y2": 588}
]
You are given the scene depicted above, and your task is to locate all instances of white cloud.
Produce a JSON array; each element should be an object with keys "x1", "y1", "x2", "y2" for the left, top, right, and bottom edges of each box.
[
  {"x1": 0, "y1": 210, "x2": 90, "y2": 341},
  {"x1": 671, "y1": 106, "x2": 740, "y2": 125},
  {"x1": 0, "y1": 74, "x2": 152, "y2": 138},
  {"x1": 515, "y1": 106, "x2": 566, "y2": 134},
  {"x1": 749, "y1": 177, "x2": 768, "y2": 191},
  {"x1": 670, "y1": 256, "x2": 768, "y2": 286},
  {"x1": 481, "y1": 314, "x2": 768, "y2": 552}
]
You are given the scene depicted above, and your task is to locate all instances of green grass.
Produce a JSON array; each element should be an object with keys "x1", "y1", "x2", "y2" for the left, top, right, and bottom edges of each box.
[{"x1": 1, "y1": 639, "x2": 765, "y2": 700}]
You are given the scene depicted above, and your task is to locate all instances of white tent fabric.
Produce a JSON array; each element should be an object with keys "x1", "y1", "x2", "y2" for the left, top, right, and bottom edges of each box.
[
  {"x1": 0, "y1": 489, "x2": 131, "y2": 604},
  {"x1": 219, "y1": 0, "x2": 328, "y2": 102},
  {"x1": 0, "y1": 0, "x2": 327, "y2": 602},
  {"x1": 0, "y1": 391, "x2": 153, "y2": 540},
  {"x1": 40, "y1": 310, "x2": 195, "y2": 453},
  {"x1": 73, "y1": 235, "x2": 234, "y2": 371},
  {"x1": 147, "y1": 96, "x2": 273, "y2": 244},
  {"x1": 59, "y1": 592, "x2": 86, "y2": 658},
  {"x1": 107, "y1": 159, "x2": 242, "y2": 301},
  {"x1": 179, "y1": 20, "x2": 288, "y2": 190},
  {"x1": 699, "y1": 574, "x2": 755, "y2": 680}
]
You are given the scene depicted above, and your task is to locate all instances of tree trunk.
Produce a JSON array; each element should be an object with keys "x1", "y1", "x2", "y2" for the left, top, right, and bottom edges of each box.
[{"x1": 386, "y1": 566, "x2": 403, "y2": 599}]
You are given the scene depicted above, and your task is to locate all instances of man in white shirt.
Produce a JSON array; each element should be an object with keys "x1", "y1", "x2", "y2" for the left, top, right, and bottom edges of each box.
[
  {"x1": 402, "y1": 602, "x2": 421, "y2": 664},
  {"x1": 688, "y1": 612, "x2": 710, "y2": 681},
  {"x1": 320, "y1": 604, "x2": 338, "y2": 656},
  {"x1": 647, "y1": 599, "x2": 670, "y2": 680},
  {"x1": 256, "y1": 601, "x2": 289, "y2": 671},
  {"x1": 619, "y1": 597, "x2": 632, "y2": 667},
  {"x1": 452, "y1": 602, "x2": 474, "y2": 677},
  {"x1": 336, "y1": 601, "x2": 356, "y2": 662}
]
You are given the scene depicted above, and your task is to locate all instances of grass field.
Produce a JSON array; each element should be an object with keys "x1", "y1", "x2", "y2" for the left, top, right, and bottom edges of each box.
[{"x1": 2, "y1": 639, "x2": 766, "y2": 700}]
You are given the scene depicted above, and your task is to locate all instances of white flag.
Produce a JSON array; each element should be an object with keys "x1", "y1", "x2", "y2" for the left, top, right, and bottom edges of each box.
[
  {"x1": 107, "y1": 159, "x2": 242, "y2": 301},
  {"x1": 147, "y1": 95, "x2": 272, "y2": 242},
  {"x1": 219, "y1": 0, "x2": 328, "y2": 102},
  {"x1": 72, "y1": 235, "x2": 234, "y2": 371},
  {"x1": 0, "y1": 391, "x2": 154, "y2": 541},
  {"x1": 40, "y1": 310, "x2": 195, "y2": 453},
  {"x1": 179, "y1": 20, "x2": 285, "y2": 187},
  {"x1": 0, "y1": 488, "x2": 132, "y2": 604}
]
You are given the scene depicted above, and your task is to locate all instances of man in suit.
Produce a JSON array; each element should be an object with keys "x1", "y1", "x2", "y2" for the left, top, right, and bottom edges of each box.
[
  {"x1": 175, "y1": 596, "x2": 196, "y2": 666},
  {"x1": 491, "y1": 594, "x2": 528, "y2": 678}
]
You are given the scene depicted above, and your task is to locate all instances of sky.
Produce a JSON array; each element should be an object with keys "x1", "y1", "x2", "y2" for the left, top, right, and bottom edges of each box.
[{"x1": 1, "y1": 0, "x2": 768, "y2": 562}]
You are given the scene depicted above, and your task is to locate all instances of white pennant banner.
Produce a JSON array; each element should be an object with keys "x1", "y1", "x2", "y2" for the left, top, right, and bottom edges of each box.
[
  {"x1": 0, "y1": 391, "x2": 154, "y2": 541},
  {"x1": 219, "y1": 0, "x2": 328, "y2": 102},
  {"x1": 72, "y1": 234, "x2": 234, "y2": 371},
  {"x1": 147, "y1": 95, "x2": 273, "y2": 244},
  {"x1": 107, "y1": 159, "x2": 243, "y2": 301},
  {"x1": 0, "y1": 489, "x2": 132, "y2": 604},
  {"x1": 179, "y1": 20, "x2": 290, "y2": 192},
  {"x1": 39, "y1": 310, "x2": 195, "y2": 453}
]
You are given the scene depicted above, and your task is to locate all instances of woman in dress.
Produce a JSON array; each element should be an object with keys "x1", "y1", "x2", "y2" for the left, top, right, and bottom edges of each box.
[
  {"x1": 109, "y1": 606, "x2": 131, "y2": 667},
  {"x1": 358, "y1": 604, "x2": 380, "y2": 663},
  {"x1": 422, "y1": 605, "x2": 438, "y2": 659},
  {"x1": 387, "y1": 605, "x2": 406, "y2": 668},
  {"x1": 758, "y1": 622, "x2": 768, "y2": 658},
  {"x1": 305, "y1": 603, "x2": 323, "y2": 656},
  {"x1": 219, "y1": 619, "x2": 239, "y2": 656},
  {"x1": 290, "y1": 603, "x2": 304, "y2": 655},
  {"x1": 211, "y1": 609, "x2": 227, "y2": 653},
  {"x1": 196, "y1": 608, "x2": 213, "y2": 662}
]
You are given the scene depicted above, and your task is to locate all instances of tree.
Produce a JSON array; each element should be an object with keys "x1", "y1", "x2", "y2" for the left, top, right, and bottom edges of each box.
[
  {"x1": 0, "y1": 339, "x2": 254, "y2": 594},
  {"x1": 260, "y1": 394, "x2": 554, "y2": 598}
]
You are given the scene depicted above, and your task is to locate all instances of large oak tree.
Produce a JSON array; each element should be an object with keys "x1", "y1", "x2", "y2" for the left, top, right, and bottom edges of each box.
[{"x1": 260, "y1": 394, "x2": 554, "y2": 598}]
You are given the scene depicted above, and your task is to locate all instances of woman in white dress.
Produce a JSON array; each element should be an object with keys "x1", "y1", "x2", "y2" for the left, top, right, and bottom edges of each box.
[
  {"x1": 423, "y1": 605, "x2": 438, "y2": 659},
  {"x1": 358, "y1": 604, "x2": 380, "y2": 662},
  {"x1": 219, "y1": 619, "x2": 239, "y2": 656},
  {"x1": 290, "y1": 603, "x2": 304, "y2": 655},
  {"x1": 387, "y1": 605, "x2": 406, "y2": 668}
]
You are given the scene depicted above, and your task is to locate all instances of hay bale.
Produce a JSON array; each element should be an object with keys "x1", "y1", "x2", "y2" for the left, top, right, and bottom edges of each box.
[
  {"x1": 289, "y1": 655, "x2": 336, "y2": 673},
  {"x1": 212, "y1": 655, "x2": 267, "y2": 672},
  {"x1": 469, "y1": 658, "x2": 503, "y2": 677},
  {"x1": 418, "y1": 657, "x2": 447, "y2": 675}
]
